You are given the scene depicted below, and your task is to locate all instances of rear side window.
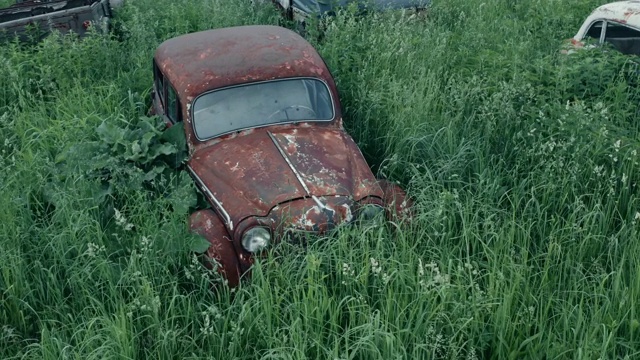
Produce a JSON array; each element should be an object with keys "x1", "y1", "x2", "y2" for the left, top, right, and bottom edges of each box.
[
  {"x1": 604, "y1": 21, "x2": 640, "y2": 56},
  {"x1": 154, "y1": 61, "x2": 164, "y2": 107},
  {"x1": 167, "y1": 84, "x2": 181, "y2": 122}
]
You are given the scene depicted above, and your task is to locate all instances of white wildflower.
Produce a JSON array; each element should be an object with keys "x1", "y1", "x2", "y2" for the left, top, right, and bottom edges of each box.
[
  {"x1": 114, "y1": 208, "x2": 134, "y2": 231},
  {"x1": 140, "y1": 236, "x2": 151, "y2": 252},
  {"x1": 467, "y1": 347, "x2": 479, "y2": 360},
  {"x1": 614, "y1": 140, "x2": 622, "y2": 152},
  {"x1": 382, "y1": 273, "x2": 391, "y2": 285},
  {"x1": 342, "y1": 263, "x2": 355, "y2": 277},
  {"x1": 370, "y1": 257, "x2": 381, "y2": 275},
  {"x1": 341, "y1": 263, "x2": 355, "y2": 285},
  {"x1": 593, "y1": 165, "x2": 604, "y2": 177},
  {"x1": 433, "y1": 273, "x2": 450, "y2": 285},
  {"x1": 84, "y1": 242, "x2": 106, "y2": 257}
]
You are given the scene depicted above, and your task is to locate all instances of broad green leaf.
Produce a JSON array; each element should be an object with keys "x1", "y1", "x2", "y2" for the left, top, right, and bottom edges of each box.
[
  {"x1": 148, "y1": 143, "x2": 178, "y2": 158},
  {"x1": 143, "y1": 166, "x2": 165, "y2": 182},
  {"x1": 188, "y1": 234, "x2": 211, "y2": 254},
  {"x1": 161, "y1": 122, "x2": 187, "y2": 152},
  {"x1": 96, "y1": 121, "x2": 126, "y2": 146}
]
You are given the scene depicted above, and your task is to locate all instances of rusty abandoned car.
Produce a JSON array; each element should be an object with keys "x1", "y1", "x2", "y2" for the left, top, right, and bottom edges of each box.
[
  {"x1": 567, "y1": 1, "x2": 640, "y2": 56},
  {"x1": 152, "y1": 25, "x2": 411, "y2": 286}
]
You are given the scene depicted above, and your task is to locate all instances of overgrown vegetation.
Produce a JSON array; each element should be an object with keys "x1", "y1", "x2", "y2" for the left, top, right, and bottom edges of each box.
[{"x1": 1, "y1": 0, "x2": 639, "y2": 358}]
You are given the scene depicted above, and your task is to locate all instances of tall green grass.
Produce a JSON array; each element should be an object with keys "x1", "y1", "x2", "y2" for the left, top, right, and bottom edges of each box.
[{"x1": 1, "y1": 0, "x2": 639, "y2": 358}]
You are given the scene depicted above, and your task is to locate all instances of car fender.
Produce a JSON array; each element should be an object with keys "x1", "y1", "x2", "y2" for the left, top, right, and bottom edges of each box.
[
  {"x1": 189, "y1": 209, "x2": 242, "y2": 286},
  {"x1": 377, "y1": 179, "x2": 413, "y2": 222}
]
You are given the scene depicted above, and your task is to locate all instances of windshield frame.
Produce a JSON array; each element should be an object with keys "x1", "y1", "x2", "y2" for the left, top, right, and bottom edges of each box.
[{"x1": 190, "y1": 77, "x2": 336, "y2": 141}]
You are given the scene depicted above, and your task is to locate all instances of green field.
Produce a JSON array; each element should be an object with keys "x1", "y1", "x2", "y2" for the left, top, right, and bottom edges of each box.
[{"x1": 1, "y1": 0, "x2": 640, "y2": 358}]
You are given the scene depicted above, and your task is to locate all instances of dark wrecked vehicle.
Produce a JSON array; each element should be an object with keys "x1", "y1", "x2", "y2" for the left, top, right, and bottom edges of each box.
[
  {"x1": 152, "y1": 25, "x2": 411, "y2": 286},
  {"x1": 272, "y1": 0, "x2": 431, "y2": 27},
  {"x1": 0, "y1": 0, "x2": 114, "y2": 43}
]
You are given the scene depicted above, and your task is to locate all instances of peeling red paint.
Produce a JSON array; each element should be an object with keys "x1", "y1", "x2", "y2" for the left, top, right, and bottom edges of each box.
[{"x1": 570, "y1": 38, "x2": 584, "y2": 47}]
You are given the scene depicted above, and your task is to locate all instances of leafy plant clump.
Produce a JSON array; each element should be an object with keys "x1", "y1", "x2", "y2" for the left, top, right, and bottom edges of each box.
[{"x1": 58, "y1": 115, "x2": 188, "y2": 193}]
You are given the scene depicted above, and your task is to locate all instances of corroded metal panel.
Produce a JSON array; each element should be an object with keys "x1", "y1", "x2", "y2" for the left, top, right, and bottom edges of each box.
[{"x1": 187, "y1": 126, "x2": 383, "y2": 227}]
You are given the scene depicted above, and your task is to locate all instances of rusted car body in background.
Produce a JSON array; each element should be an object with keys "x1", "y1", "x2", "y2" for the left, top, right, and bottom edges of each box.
[
  {"x1": 152, "y1": 25, "x2": 412, "y2": 286},
  {"x1": 0, "y1": 0, "x2": 113, "y2": 42},
  {"x1": 567, "y1": 1, "x2": 640, "y2": 56}
]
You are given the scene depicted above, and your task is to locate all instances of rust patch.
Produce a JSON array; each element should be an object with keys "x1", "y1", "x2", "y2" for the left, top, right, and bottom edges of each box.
[
  {"x1": 268, "y1": 196, "x2": 355, "y2": 234},
  {"x1": 187, "y1": 124, "x2": 383, "y2": 227},
  {"x1": 270, "y1": 127, "x2": 383, "y2": 200},
  {"x1": 188, "y1": 130, "x2": 307, "y2": 224},
  {"x1": 570, "y1": 38, "x2": 584, "y2": 47}
]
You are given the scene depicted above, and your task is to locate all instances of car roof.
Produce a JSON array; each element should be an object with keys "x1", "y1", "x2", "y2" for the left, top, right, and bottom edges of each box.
[
  {"x1": 154, "y1": 25, "x2": 332, "y2": 104},
  {"x1": 587, "y1": 1, "x2": 640, "y2": 29}
]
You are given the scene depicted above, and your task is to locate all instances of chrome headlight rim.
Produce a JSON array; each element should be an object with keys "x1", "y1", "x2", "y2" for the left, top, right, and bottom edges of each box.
[{"x1": 241, "y1": 227, "x2": 271, "y2": 253}]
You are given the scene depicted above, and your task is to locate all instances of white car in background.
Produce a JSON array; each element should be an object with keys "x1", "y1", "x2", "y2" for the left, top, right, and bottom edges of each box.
[{"x1": 568, "y1": 1, "x2": 640, "y2": 55}]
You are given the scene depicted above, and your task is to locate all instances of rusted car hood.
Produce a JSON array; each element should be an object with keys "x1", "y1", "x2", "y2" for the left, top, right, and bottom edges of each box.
[{"x1": 188, "y1": 127, "x2": 382, "y2": 222}]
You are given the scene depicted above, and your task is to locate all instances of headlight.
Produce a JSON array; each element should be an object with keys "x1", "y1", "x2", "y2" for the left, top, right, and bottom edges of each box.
[
  {"x1": 358, "y1": 204, "x2": 385, "y2": 222},
  {"x1": 241, "y1": 227, "x2": 271, "y2": 253}
]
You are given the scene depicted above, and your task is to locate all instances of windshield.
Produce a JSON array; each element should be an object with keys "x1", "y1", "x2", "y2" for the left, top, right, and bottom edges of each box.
[{"x1": 192, "y1": 78, "x2": 334, "y2": 140}]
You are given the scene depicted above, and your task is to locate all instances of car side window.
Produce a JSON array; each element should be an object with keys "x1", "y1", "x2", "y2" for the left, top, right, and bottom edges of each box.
[
  {"x1": 604, "y1": 21, "x2": 640, "y2": 56},
  {"x1": 154, "y1": 61, "x2": 164, "y2": 107},
  {"x1": 585, "y1": 20, "x2": 603, "y2": 41},
  {"x1": 167, "y1": 84, "x2": 181, "y2": 122}
]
